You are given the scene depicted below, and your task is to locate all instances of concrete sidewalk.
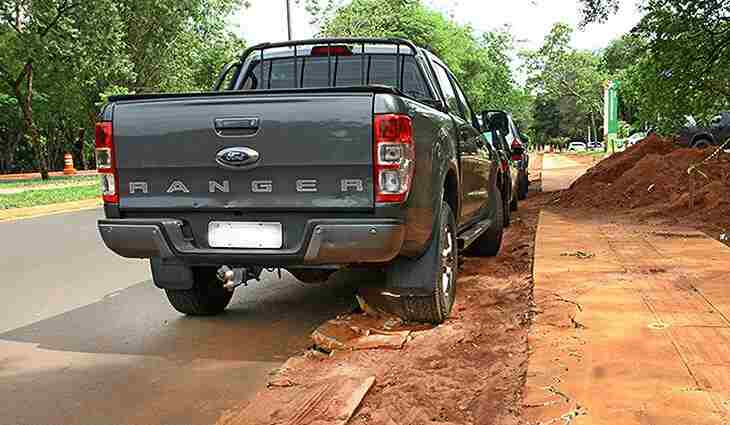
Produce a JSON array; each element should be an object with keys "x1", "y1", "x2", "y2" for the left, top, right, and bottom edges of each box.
[
  {"x1": 541, "y1": 154, "x2": 587, "y2": 192},
  {"x1": 525, "y1": 212, "x2": 730, "y2": 424}
]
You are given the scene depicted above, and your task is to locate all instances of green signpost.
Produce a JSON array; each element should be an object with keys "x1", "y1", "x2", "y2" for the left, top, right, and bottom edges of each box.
[{"x1": 604, "y1": 80, "x2": 619, "y2": 152}]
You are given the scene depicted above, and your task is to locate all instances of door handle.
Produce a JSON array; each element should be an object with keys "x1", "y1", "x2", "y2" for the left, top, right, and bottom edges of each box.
[
  {"x1": 214, "y1": 117, "x2": 260, "y2": 137},
  {"x1": 214, "y1": 117, "x2": 259, "y2": 131}
]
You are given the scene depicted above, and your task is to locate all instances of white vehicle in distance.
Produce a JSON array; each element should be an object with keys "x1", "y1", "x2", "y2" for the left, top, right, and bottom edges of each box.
[
  {"x1": 568, "y1": 141, "x2": 588, "y2": 152},
  {"x1": 626, "y1": 132, "x2": 647, "y2": 147},
  {"x1": 587, "y1": 141, "x2": 603, "y2": 150}
]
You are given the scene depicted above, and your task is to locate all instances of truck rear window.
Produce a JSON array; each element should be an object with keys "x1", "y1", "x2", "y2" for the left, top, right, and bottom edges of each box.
[{"x1": 237, "y1": 54, "x2": 433, "y2": 101}]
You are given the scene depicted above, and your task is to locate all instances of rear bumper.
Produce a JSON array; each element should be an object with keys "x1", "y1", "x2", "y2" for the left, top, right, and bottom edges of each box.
[{"x1": 98, "y1": 218, "x2": 405, "y2": 266}]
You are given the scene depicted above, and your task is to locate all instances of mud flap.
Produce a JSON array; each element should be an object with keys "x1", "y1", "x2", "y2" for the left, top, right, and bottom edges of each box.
[
  {"x1": 150, "y1": 258, "x2": 194, "y2": 290},
  {"x1": 359, "y1": 203, "x2": 445, "y2": 318}
]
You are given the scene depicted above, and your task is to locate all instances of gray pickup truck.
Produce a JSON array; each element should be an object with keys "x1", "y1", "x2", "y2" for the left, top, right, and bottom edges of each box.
[
  {"x1": 678, "y1": 112, "x2": 730, "y2": 148},
  {"x1": 96, "y1": 38, "x2": 509, "y2": 324}
]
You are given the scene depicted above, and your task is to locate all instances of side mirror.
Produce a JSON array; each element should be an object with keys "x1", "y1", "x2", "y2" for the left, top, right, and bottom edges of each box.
[{"x1": 480, "y1": 111, "x2": 493, "y2": 131}]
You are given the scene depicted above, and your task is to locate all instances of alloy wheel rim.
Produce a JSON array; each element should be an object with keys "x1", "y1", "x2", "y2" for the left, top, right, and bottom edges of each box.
[{"x1": 440, "y1": 220, "x2": 456, "y2": 303}]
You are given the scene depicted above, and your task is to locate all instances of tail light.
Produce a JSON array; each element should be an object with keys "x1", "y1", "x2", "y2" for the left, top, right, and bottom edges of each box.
[
  {"x1": 95, "y1": 121, "x2": 118, "y2": 204},
  {"x1": 311, "y1": 45, "x2": 353, "y2": 56},
  {"x1": 511, "y1": 140, "x2": 524, "y2": 161},
  {"x1": 374, "y1": 114, "x2": 415, "y2": 203}
]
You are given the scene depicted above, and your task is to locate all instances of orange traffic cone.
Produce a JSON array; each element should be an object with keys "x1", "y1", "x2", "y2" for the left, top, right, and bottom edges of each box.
[{"x1": 63, "y1": 153, "x2": 77, "y2": 175}]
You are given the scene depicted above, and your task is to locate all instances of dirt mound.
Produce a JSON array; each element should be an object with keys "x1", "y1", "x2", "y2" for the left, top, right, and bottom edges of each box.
[
  {"x1": 559, "y1": 135, "x2": 730, "y2": 234},
  {"x1": 572, "y1": 134, "x2": 675, "y2": 186}
]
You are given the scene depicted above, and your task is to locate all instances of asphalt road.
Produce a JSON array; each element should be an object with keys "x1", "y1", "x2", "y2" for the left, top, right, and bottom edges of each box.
[{"x1": 0, "y1": 209, "x2": 360, "y2": 425}]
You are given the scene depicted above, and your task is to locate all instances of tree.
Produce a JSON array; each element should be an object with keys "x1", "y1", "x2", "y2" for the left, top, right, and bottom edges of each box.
[
  {"x1": 601, "y1": 34, "x2": 649, "y2": 129},
  {"x1": 531, "y1": 97, "x2": 561, "y2": 148},
  {"x1": 0, "y1": 0, "x2": 246, "y2": 175},
  {"x1": 581, "y1": 0, "x2": 730, "y2": 131},
  {"x1": 117, "y1": 0, "x2": 245, "y2": 93},
  {"x1": 577, "y1": 0, "x2": 620, "y2": 25},
  {"x1": 0, "y1": 1, "x2": 81, "y2": 179},
  {"x1": 522, "y1": 23, "x2": 606, "y2": 143},
  {"x1": 309, "y1": 0, "x2": 525, "y2": 114}
]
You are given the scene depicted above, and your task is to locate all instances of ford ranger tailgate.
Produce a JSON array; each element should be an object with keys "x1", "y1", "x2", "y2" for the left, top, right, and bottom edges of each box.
[{"x1": 113, "y1": 92, "x2": 374, "y2": 211}]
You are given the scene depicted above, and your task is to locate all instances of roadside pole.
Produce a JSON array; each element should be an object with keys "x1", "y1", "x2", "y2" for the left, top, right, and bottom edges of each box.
[
  {"x1": 603, "y1": 80, "x2": 618, "y2": 153},
  {"x1": 604, "y1": 80, "x2": 619, "y2": 153},
  {"x1": 587, "y1": 125, "x2": 591, "y2": 144},
  {"x1": 285, "y1": 0, "x2": 293, "y2": 41}
]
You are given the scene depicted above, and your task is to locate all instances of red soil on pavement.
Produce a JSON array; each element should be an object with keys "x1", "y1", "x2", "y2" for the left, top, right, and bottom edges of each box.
[
  {"x1": 558, "y1": 134, "x2": 730, "y2": 236},
  {"x1": 219, "y1": 194, "x2": 551, "y2": 425}
]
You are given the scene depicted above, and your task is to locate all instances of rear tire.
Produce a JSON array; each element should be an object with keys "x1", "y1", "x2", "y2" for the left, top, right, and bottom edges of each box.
[
  {"x1": 518, "y1": 171, "x2": 529, "y2": 200},
  {"x1": 503, "y1": 182, "x2": 512, "y2": 227},
  {"x1": 374, "y1": 201, "x2": 458, "y2": 324},
  {"x1": 466, "y1": 189, "x2": 504, "y2": 257},
  {"x1": 693, "y1": 137, "x2": 712, "y2": 149},
  {"x1": 289, "y1": 269, "x2": 334, "y2": 284},
  {"x1": 165, "y1": 267, "x2": 233, "y2": 316}
]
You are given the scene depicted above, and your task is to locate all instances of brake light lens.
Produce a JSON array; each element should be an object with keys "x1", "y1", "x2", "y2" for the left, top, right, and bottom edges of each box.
[
  {"x1": 511, "y1": 140, "x2": 524, "y2": 161},
  {"x1": 374, "y1": 114, "x2": 415, "y2": 203},
  {"x1": 311, "y1": 45, "x2": 353, "y2": 56},
  {"x1": 95, "y1": 121, "x2": 118, "y2": 204}
]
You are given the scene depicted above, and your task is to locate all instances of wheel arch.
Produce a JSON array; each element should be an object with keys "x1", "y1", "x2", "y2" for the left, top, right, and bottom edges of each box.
[
  {"x1": 443, "y1": 166, "x2": 459, "y2": 222},
  {"x1": 692, "y1": 133, "x2": 714, "y2": 146}
]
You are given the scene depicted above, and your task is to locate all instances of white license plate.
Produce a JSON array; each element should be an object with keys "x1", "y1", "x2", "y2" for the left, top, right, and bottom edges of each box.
[{"x1": 208, "y1": 221, "x2": 283, "y2": 249}]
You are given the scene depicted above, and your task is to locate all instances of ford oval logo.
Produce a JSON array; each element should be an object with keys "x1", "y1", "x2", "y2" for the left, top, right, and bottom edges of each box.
[{"x1": 216, "y1": 147, "x2": 260, "y2": 169}]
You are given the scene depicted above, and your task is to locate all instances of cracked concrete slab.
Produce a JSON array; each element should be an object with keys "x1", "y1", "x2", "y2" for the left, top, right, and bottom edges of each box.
[{"x1": 526, "y1": 210, "x2": 730, "y2": 424}]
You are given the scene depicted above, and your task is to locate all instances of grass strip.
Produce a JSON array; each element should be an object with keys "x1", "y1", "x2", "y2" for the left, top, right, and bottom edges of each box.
[
  {"x1": 0, "y1": 184, "x2": 100, "y2": 209},
  {"x1": 0, "y1": 175, "x2": 98, "y2": 189}
]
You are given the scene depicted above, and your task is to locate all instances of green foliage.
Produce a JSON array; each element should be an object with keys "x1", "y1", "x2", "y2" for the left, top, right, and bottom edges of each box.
[
  {"x1": 98, "y1": 86, "x2": 130, "y2": 106},
  {"x1": 315, "y1": 0, "x2": 526, "y2": 115},
  {"x1": 0, "y1": 174, "x2": 97, "y2": 189},
  {"x1": 586, "y1": 0, "x2": 730, "y2": 133},
  {"x1": 577, "y1": 0, "x2": 620, "y2": 25},
  {"x1": 618, "y1": 120, "x2": 632, "y2": 138},
  {"x1": 0, "y1": 0, "x2": 246, "y2": 173},
  {"x1": 118, "y1": 0, "x2": 245, "y2": 92},
  {"x1": 531, "y1": 97, "x2": 561, "y2": 147},
  {"x1": 522, "y1": 23, "x2": 605, "y2": 143},
  {"x1": 0, "y1": 183, "x2": 99, "y2": 209}
]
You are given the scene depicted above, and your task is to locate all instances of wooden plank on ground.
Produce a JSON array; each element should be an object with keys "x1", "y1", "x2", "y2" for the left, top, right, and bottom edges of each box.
[{"x1": 218, "y1": 368, "x2": 374, "y2": 425}]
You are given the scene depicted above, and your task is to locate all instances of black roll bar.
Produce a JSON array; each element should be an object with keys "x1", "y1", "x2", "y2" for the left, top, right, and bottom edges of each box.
[{"x1": 227, "y1": 38, "x2": 419, "y2": 90}]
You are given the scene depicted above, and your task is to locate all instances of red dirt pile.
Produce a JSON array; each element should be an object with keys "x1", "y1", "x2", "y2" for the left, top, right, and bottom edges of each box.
[{"x1": 559, "y1": 134, "x2": 730, "y2": 234}]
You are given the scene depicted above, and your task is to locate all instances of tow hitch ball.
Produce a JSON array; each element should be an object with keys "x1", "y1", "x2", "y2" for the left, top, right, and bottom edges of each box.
[{"x1": 216, "y1": 265, "x2": 262, "y2": 291}]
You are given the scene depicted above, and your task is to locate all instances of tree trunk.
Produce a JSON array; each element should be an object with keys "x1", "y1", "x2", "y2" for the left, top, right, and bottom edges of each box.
[
  {"x1": 76, "y1": 127, "x2": 87, "y2": 170},
  {"x1": 590, "y1": 112, "x2": 603, "y2": 153},
  {"x1": 13, "y1": 60, "x2": 49, "y2": 179}
]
